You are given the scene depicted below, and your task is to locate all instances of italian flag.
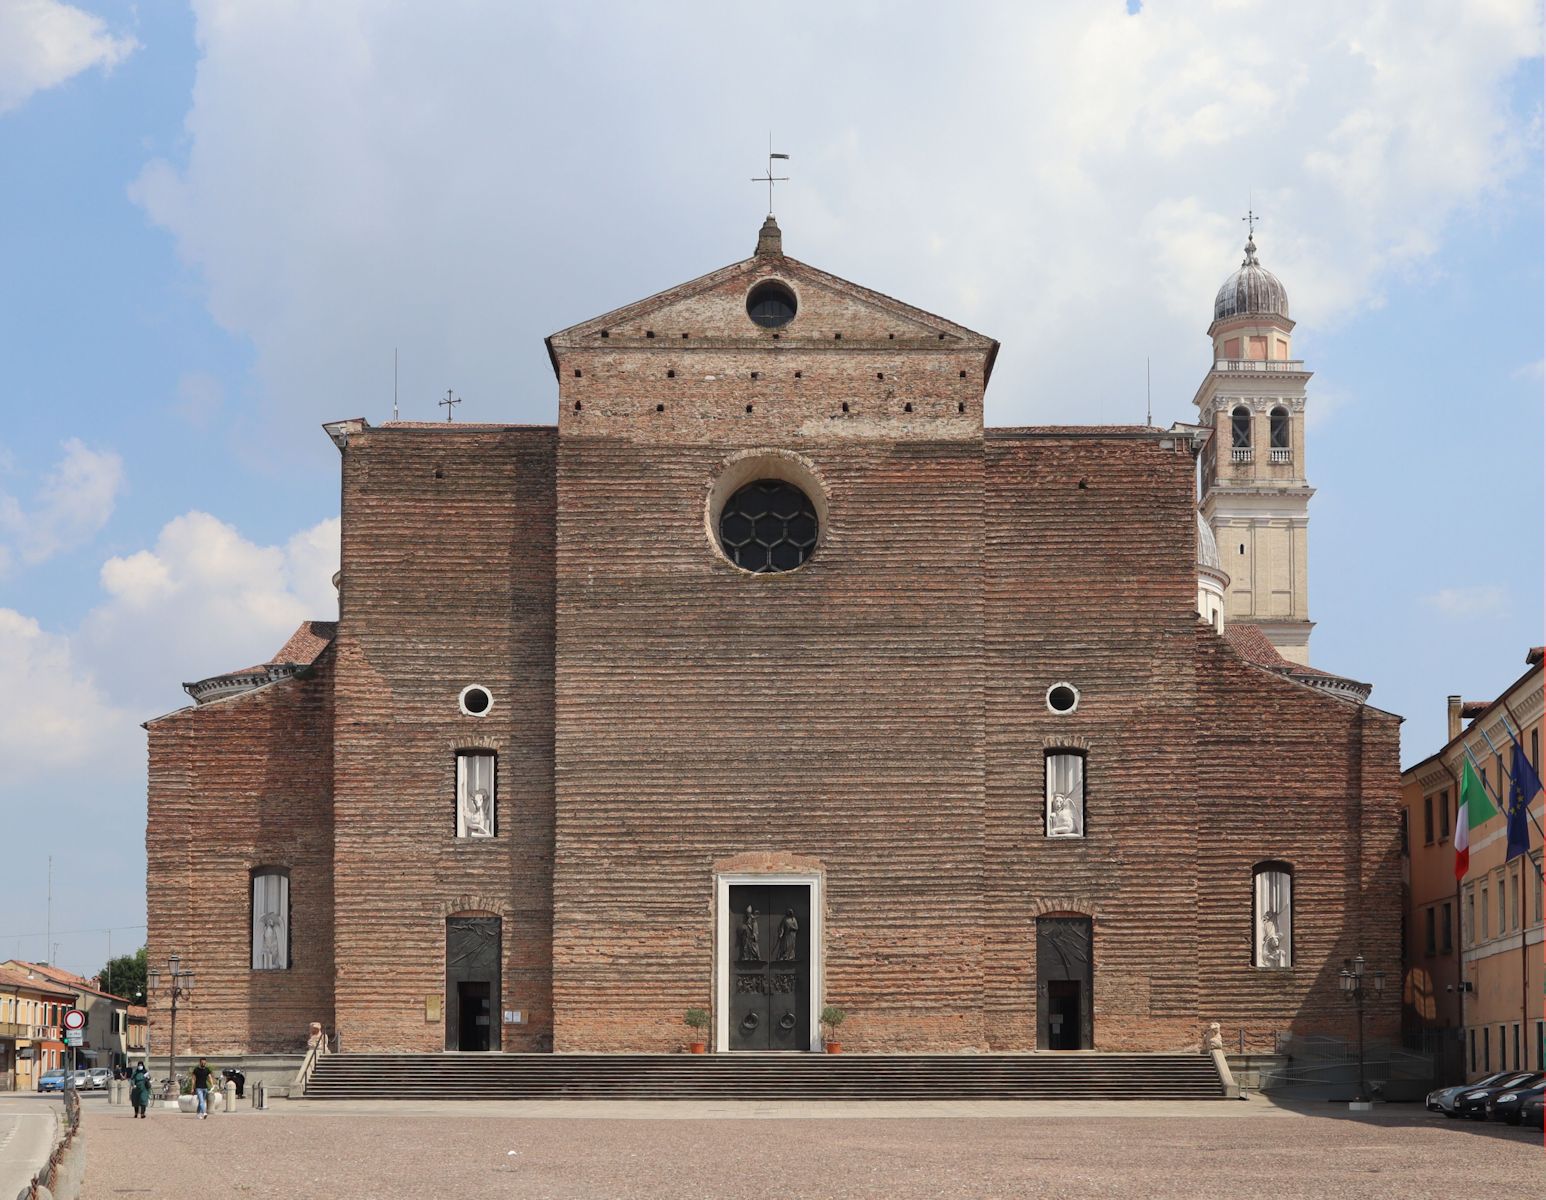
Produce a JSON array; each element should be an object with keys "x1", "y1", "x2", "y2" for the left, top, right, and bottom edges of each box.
[{"x1": 1454, "y1": 759, "x2": 1500, "y2": 881}]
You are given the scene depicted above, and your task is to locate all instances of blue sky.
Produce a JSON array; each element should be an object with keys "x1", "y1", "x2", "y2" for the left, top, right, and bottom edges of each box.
[{"x1": 0, "y1": 1, "x2": 1541, "y2": 976}]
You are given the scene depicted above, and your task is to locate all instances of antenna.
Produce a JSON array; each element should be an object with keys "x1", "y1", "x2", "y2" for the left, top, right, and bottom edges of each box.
[
  {"x1": 46, "y1": 855, "x2": 51, "y2": 965},
  {"x1": 393, "y1": 348, "x2": 399, "y2": 421},
  {"x1": 1146, "y1": 357, "x2": 1152, "y2": 426}
]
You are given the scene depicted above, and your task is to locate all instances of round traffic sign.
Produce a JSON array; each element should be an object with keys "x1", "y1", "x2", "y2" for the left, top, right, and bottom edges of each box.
[{"x1": 62, "y1": 1009, "x2": 85, "y2": 1031}]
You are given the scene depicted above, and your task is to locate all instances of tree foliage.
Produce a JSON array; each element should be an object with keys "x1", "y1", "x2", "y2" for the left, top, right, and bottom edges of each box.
[{"x1": 97, "y1": 946, "x2": 147, "y2": 1004}]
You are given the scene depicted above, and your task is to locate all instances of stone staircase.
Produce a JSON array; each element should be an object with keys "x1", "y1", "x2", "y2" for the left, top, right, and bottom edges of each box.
[{"x1": 300, "y1": 1052, "x2": 1227, "y2": 1101}]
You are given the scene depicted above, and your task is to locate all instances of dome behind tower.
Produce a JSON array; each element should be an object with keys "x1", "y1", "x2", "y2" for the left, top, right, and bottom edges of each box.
[{"x1": 1214, "y1": 236, "x2": 1289, "y2": 322}]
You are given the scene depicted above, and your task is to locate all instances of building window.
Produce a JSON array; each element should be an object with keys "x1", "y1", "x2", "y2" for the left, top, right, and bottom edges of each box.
[
  {"x1": 717, "y1": 479, "x2": 818, "y2": 574},
  {"x1": 1510, "y1": 870, "x2": 1520, "y2": 931},
  {"x1": 1536, "y1": 1021, "x2": 1544, "y2": 1071},
  {"x1": 1045, "y1": 682, "x2": 1080, "y2": 715},
  {"x1": 1423, "y1": 794, "x2": 1434, "y2": 844},
  {"x1": 1469, "y1": 1028, "x2": 1477, "y2": 1072},
  {"x1": 1533, "y1": 855, "x2": 1543, "y2": 924},
  {"x1": 1483, "y1": 1026, "x2": 1490, "y2": 1072},
  {"x1": 1231, "y1": 406, "x2": 1251, "y2": 449},
  {"x1": 1481, "y1": 886, "x2": 1490, "y2": 940},
  {"x1": 456, "y1": 751, "x2": 496, "y2": 839},
  {"x1": 1513, "y1": 1023, "x2": 1521, "y2": 1071},
  {"x1": 1423, "y1": 908, "x2": 1436, "y2": 956},
  {"x1": 745, "y1": 280, "x2": 797, "y2": 329},
  {"x1": 1464, "y1": 887, "x2": 1476, "y2": 945},
  {"x1": 1532, "y1": 730, "x2": 1540, "y2": 773},
  {"x1": 1438, "y1": 789, "x2": 1450, "y2": 843},
  {"x1": 251, "y1": 869, "x2": 290, "y2": 970},
  {"x1": 1252, "y1": 863, "x2": 1293, "y2": 968},
  {"x1": 1500, "y1": 1025, "x2": 1508, "y2": 1069},
  {"x1": 1044, "y1": 751, "x2": 1085, "y2": 838},
  {"x1": 1441, "y1": 900, "x2": 1453, "y2": 953},
  {"x1": 1269, "y1": 407, "x2": 1290, "y2": 449}
]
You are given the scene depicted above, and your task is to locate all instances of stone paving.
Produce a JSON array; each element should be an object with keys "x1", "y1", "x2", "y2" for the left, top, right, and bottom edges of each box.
[
  {"x1": 79, "y1": 1093, "x2": 1542, "y2": 1199},
  {"x1": 0, "y1": 1093, "x2": 60, "y2": 1199}
]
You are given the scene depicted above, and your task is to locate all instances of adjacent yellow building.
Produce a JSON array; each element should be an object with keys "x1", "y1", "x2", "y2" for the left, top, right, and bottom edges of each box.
[{"x1": 1401, "y1": 648, "x2": 1544, "y2": 1082}]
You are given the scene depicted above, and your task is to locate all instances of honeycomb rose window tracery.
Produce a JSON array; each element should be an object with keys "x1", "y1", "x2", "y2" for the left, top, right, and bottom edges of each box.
[{"x1": 718, "y1": 479, "x2": 818, "y2": 573}]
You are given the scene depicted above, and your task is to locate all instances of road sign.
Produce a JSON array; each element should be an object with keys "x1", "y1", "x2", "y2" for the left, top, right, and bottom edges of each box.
[
  {"x1": 62, "y1": 1009, "x2": 85, "y2": 1031},
  {"x1": 64, "y1": 1031, "x2": 83, "y2": 1046}
]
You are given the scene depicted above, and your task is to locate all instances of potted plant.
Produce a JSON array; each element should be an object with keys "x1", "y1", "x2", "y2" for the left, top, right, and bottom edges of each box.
[
  {"x1": 683, "y1": 1008, "x2": 710, "y2": 1054},
  {"x1": 820, "y1": 1005, "x2": 846, "y2": 1054}
]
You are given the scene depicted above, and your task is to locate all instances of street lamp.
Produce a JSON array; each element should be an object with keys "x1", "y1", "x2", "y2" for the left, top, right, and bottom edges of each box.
[
  {"x1": 1339, "y1": 953, "x2": 1386, "y2": 1109},
  {"x1": 145, "y1": 952, "x2": 195, "y2": 1100}
]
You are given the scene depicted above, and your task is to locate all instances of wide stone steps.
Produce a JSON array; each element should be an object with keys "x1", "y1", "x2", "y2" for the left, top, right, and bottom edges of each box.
[{"x1": 301, "y1": 1052, "x2": 1226, "y2": 1101}]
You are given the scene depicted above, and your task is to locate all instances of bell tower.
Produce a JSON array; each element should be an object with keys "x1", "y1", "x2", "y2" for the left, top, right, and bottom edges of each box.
[{"x1": 1194, "y1": 233, "x2": 1314, "y2": 664}]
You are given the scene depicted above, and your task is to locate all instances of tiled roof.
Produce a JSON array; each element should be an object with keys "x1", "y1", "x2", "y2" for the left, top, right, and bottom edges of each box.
[
  {"x1": 1221, "y1": 625, "x2": 1371, "y2": 703},
  {"x1": 0, "y1": 964, "x2": 78, "y2": 1000},
  {"x1": 272, "y1": 620, "x2": 337, "y2": 667},
  {"x1": 2, "y1": 960, "x2": 132, "y2": 1003}
]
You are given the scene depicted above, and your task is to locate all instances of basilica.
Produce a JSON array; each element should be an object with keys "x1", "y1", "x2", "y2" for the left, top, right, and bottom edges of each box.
[{"x1": 145, "y1": 216, "x2": 1400, "y2": 1057}]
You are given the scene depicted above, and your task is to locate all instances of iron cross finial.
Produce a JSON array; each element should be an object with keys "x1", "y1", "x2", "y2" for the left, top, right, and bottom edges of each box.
[
  {"x1": 1243, "y1": 207, "x2": 1258, "y2": 238},
  {"x1": 751, "y1": 134, "x2": 789, "y2": 217},
  {"x1": 439, "y1": 389, "x2": 461, "y2": 422}
]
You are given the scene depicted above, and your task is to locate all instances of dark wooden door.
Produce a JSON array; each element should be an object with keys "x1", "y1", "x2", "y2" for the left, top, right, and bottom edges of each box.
[
  {"x1": 728, "y1": 885, "x2": 810, "y2": 1051},
  {"x1": 1037, "y1": 916, "x2": 1093, "y2": 1050},
  {"x1": 446, "y1": 917, "x2": 501, "y2": 1052}
]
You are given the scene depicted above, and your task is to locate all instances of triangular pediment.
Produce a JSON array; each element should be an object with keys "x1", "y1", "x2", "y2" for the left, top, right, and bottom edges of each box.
[{"x1": 546, "y1": 243, "x2": 998, "y2": 379}]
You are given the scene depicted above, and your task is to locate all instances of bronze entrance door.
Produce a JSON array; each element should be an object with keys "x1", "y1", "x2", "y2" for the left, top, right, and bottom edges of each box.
[
  {"x1": 446, "y1": 916, "x2": 501, "y2": 1052},
  {"x1": 728, "y1": 884, "x2": 810, "y2": 1051},
  {"x1": 1036, "y1": 916, "x2": 1093, "y2": 1050}
]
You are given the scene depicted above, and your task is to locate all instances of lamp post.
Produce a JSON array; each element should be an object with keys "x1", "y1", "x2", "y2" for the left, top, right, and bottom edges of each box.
[
  {"x1": 145, "y1": 952, "x2": 195, "y2": 1100},
  {"x1": 1338, "y1": 953, "x2": 1385, "y2": 1110}
]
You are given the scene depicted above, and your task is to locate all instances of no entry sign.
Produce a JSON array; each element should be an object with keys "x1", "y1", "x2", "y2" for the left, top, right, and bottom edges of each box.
[{"x1": 62, "y1": 1009, "x2": 85, "y2": 1031}]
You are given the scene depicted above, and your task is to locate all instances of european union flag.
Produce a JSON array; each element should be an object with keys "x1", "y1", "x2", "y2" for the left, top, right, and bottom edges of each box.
[{"x1": 1505, "y1": 740, "x2": 1540, "y2": 862}]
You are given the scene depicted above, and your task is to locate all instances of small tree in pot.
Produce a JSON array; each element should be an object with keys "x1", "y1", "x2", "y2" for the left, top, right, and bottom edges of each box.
[
  {"x1": 684, "y1": 1008, "x2": 710, "y2": 1053},
  {"x1": 820, "y1": 1005, "x2": 846, "y2": 1054}
]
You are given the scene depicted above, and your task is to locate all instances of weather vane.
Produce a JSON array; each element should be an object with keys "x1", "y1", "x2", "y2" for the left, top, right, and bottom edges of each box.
[
  {"x1": 751, "y1": 134, "x2": 789, "y2": 216},
  {"x1": 439, "y1": 389, "x2": 461, "y2": 422}
]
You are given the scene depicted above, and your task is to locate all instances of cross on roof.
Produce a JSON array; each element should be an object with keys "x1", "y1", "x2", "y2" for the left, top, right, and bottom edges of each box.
[
  {"x1": 439, "y1": 389, "x2": 461, "y2": 422},
  {"x1": 751, "y1": 136, "x2": 789, "y2": 217},
  {"x1": 1243, "y1": 208, "x2": 1259, "y2": 237}
]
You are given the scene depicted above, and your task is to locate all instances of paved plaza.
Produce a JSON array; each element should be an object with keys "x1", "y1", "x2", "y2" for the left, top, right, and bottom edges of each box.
[{"x1": 72, "y1": 1092, "x2": 1541, "y2": 1199}]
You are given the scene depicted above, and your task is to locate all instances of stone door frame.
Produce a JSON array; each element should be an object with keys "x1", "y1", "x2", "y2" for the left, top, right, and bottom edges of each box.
[{"x1": 714, "y1": 872, "x2": 822, "y2": 1053}]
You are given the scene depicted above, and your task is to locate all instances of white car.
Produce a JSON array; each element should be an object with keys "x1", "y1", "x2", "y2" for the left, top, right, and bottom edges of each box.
[
  {"x1": 87, "y1": 1068, "x2": 111, "y2": 1090},
  {"x1": 69, "y1": 1070, "x2": 90, "y2": 1090}
]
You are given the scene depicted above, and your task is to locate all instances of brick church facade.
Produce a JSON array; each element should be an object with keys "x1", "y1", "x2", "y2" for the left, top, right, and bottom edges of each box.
[{"x1": 145, "y1": 218, "x2": 1401, "y2": 1056}]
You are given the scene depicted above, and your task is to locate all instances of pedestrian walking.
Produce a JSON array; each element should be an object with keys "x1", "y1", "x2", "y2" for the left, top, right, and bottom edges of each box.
[
  {"x1": 191, "y1": 1057, "x2": 214, "y2": 1119},
  {"x1": 130, "y1": 1061, "x2": 152, "y2": 1118}
]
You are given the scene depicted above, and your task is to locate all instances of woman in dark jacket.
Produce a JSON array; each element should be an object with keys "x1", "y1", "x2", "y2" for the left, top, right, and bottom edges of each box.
[{"x1": 130, "y1": 1062, "x2": 153, "y2": 1118}]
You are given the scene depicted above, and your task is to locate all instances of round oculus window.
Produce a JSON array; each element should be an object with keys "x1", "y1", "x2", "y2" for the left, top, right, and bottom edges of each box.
[
  {"x1": 459, "y1": 685, "x2": 493, "y2": 716},
  {"x1": 1046, "y1": 683, "x2": 1079, "y2": 714},
  {"x1": 718, "y1": 479, "x2": 818, "y2": 573},
  {"x1": 746, "y1": 280, "x2": 797, "y2": 329}
]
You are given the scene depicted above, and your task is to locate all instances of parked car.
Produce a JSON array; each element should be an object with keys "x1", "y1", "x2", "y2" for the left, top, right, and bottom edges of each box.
[
  {"x1": 68, "y1": 1069, "x2": 90, "y2": 1091},
  {"x1": 1519, "y1": 1092, "x2": 1545, "y2": 1129},
  {"x1": 36, "y1": 1069, "x2": 66, "y2": 1092},
  {"x1": 1485, "y1": 1081, "x2": 1545, "y2": 1124},
  {"x1": 1428, "y1": 1070, "x2": 1512, "y2": 1115},
  {"x1": 1453, "y1": 1072, "x2": 1543, "y2": 1119},
  {"x1": 87, "y1": 1068, "x2": 111, "y2": 1090}
]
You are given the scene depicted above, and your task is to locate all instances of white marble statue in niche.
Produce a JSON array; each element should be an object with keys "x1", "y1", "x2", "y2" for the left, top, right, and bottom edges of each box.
[
  {"x1": 457, "y1": 751, "x2": 496, "y2": 839},
  {"x1": 251, "y1": 871, "x2": 289, "y2": 970},
  {"x1": 1045, "y1": 752, "x2": 1085, "y2": 838},
  {"x1": 1254, "y1": 867, "x2": 1293, "y2": 968}
]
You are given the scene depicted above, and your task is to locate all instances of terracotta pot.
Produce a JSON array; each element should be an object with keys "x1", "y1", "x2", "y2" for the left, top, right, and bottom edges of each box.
[
  {"x1": 825, "y1": 1042, "x2": 842, "y2": 1054},
  {"x1": 688, "y1": 1041, "x2": 707, "y2": 1054}
]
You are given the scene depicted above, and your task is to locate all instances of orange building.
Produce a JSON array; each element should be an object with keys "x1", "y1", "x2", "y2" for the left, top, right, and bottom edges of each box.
[
  {"x1": 1401, "y1": 648, "x2": 1544, "y2": 1082},
  {"x1": 0, "y1": 966, "x2": 72, "y2": 1090}
]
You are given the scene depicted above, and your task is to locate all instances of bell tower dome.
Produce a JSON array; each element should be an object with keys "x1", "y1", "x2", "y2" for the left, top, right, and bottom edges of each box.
[{"x1": 1194, "y1": 233, "x2": 1314, "y2": 664}]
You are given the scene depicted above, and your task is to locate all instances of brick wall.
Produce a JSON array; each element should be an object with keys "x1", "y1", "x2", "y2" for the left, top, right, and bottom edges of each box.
[
  {"x1": 331, "y1": 426, "x2": 556, "y2": 1052},
  {"x1": 144, "y1": 653, "x2": 334, "y2": 1055}
]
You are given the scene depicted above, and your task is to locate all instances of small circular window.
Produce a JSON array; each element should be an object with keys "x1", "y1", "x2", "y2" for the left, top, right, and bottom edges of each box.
[
  {"x1": 459, "y1": 685, "x2": 493, "y2": 717},
  {"x1": 746, "y1": 280, "x2": 797, "y2": 329},
  {"x1": 1046, "y1": 683, "x2": 1079, "y2": 714},
  {"x1": 718, "y1": 479, "x2": 818, "y2": 573}
]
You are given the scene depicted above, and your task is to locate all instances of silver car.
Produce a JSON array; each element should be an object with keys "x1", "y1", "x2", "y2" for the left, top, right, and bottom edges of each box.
[
  {"x1": 87, "y1": 1068, "x2": 111, "y2": 1090},
  {"x1": 69, "y1": 1070, "x2": 90, "y2": 1090}
]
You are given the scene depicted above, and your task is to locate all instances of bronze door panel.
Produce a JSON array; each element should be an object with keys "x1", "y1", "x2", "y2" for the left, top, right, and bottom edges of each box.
[{"x1": 728, "y1": 884, "x2": 809, "y2": 1051}]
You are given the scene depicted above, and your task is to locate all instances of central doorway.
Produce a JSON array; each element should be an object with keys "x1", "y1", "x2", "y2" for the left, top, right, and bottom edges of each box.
[
  {"x1": 446, "y1": 916, "x2": 501, "y2": 1052},
  {"x1": 721, "y1": 879, "x2": 816, "y2": 1051},
  {"x1": 1037, "y1": 915, "x2": 1093, "y2": 1050}
]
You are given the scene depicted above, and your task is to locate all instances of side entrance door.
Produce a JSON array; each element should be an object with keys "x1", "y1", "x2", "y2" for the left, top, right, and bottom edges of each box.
[
  {"x1": 446, "y1": 916, "x2": 501, "y2": 1052},
  {"x1": 728, "y1": 884, "x2": 810, "y2": 1051},
  {"x1": 1037, "y1": 915, "x2": 1093, "y2": 1051}
]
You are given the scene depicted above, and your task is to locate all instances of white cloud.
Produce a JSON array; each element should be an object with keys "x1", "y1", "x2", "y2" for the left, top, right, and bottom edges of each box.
[
  {"x1": 0, "y1": 607, "x2": 134, "y2": 780},
  {"x1": 126, "y1": 2, "x2": 1541, "y2": 434},
  {"x1": 0, "y1": 0, "x2": 137, "y2": 115},
  {"x1": 1422, "y1": 585, "x2": 1509, "y2": 618},
  {"x1": 84, "y1": 511, "x2": 340, "y2": 709},
  {"x1": 0, "y1": 438, "x2": 125, "y2": 569}
]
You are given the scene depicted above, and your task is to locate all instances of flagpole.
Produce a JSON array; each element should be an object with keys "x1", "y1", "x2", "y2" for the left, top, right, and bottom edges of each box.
[
  {"x1": 1440, "y1": 760, "x2": 1467, "y2": 1078},
  {"x1": 1467, "y1": 733, "x2": 1546, "y2": 876}
]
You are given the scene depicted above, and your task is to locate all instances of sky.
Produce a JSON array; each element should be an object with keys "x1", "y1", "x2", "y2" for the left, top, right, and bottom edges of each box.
[{"x1": 0, "y1": 0, "x2": 1541, "y2": 977}]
